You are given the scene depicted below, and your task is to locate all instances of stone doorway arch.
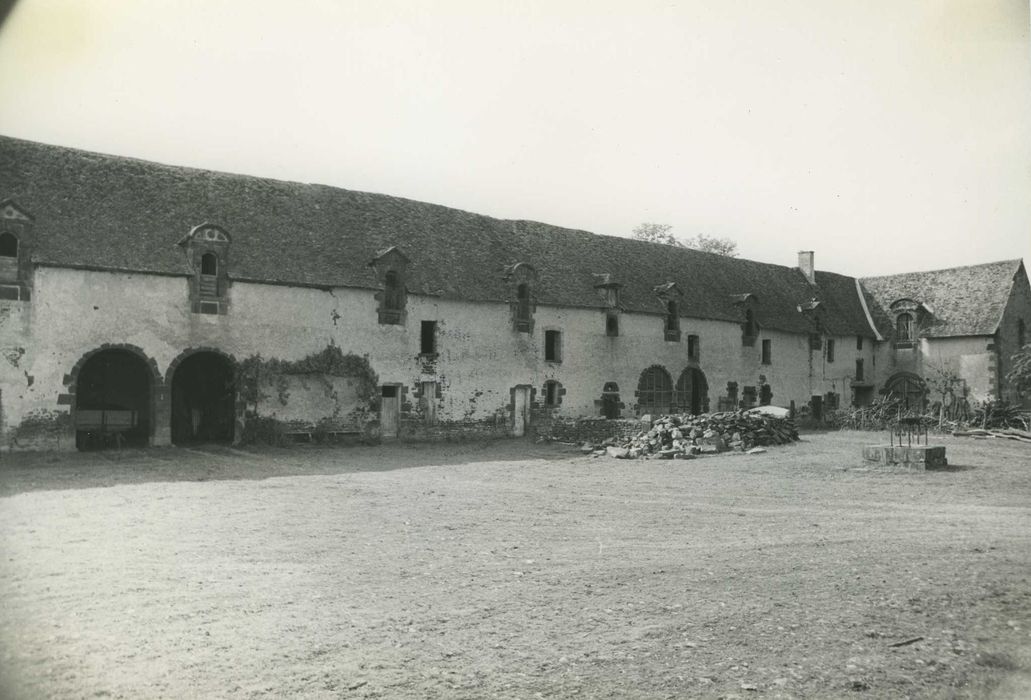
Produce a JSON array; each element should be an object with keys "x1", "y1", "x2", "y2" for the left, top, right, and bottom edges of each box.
[
  {"x1": 167, "y1": 348, "x2": 237, "y2": 445},
  {"x1": 68, "y1": 344, "x2": 161, "y2": 450}
]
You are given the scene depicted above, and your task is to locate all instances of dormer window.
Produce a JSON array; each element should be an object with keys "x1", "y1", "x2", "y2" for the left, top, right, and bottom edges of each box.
[
  {"x1": 506, "y1": 262, "x2": 538, "y2": 333},
  {"x1": 370, "y1": 246, "x2": 410, "y2": 325},
  {"x1": 664, "y1": 301, "x2": 681, "y2": 341},
  {"x1": 0, "y1": 200, "x2": 32, "y2": 301},
  {"x1": 734, "y1": 293, "x2": 760, "y2": 346},
  {"x1": 178, "y1": 223, "x2": 230, "y2": 315}
]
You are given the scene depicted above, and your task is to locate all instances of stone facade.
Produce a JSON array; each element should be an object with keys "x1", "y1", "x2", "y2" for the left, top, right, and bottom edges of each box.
[{"x1": 0, "y1": 137, "x2": 1028, "y2": 450}]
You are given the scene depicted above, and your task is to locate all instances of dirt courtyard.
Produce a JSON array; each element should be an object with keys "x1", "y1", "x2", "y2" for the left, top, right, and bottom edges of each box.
[{"x1": 1, "y1": 433, "x2": 1029, "y2": 699}]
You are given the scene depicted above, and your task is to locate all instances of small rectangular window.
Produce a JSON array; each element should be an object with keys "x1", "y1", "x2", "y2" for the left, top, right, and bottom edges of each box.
[
  {"x1": 606, "y1": 311, "x2": 619, "y2": 337},
  {"x1": 199, "y1": 300, "x2": 220, "y2": 315},
  {"x1": 856, "y1": 335, "x2": 863, "y2": 350},
  {"x1": 761, "y1": 339, "x2": 772, "y2": 365},
  {"x1": 420, "y1": 320, "x2": 437, "y2": 355},
  {"x1": 0, "y1": 284, "x2": 20, "y2": 300},
  {"x1": 688, "y1": 335, "x2": 700, "y2": 360},
  {"x1": 855, "y1": 358, "x2": 865, "y2": 382},
  {"x1": 382, "y1": 385, "x2": 398, "y2": 398},
  {"x1": 826, "y1": 339, "x2": 835, "y2": 362},
  {"x1": 544, "y1": 381, "x2": 559, "y2": 406},
  {"x1": 544, "y1": 330, "x2": 562, "y2": 363}
]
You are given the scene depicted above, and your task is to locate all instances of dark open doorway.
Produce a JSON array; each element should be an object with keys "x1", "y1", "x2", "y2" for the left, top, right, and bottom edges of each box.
[
  {"x1": 675, "y1": 367, "x2": 709, "y2": 415},
  {"x1": 171, "y1": 352, "x2": 236, "y2": 444},
  {"x1": 75, "y1": 349, "x2": 152, "y2": 450}
]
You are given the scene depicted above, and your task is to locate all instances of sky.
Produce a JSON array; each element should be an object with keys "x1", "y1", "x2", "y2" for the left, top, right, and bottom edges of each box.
[{"x1": 0, "y1": 0, "x2": 1028, "y2": 277}]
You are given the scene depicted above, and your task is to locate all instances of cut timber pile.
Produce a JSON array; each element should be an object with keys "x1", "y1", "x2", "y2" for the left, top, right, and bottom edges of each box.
[
  {"x1": 595, "y1": 410, "x2": 799, "y2": 460},
  {"x1": 952, "y1": 428, "x2": 1031, "y2": 444}
]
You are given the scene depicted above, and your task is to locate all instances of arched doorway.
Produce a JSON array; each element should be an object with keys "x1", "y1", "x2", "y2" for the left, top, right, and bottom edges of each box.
[
  {"x1": 884, "y1": 372, "x2": 926, "y2": 412},
  {"x1": 74, "y1": 348, "x2": 153, "y2": 450},
  {"x1": 675, "y1": 368, "x2": 709, "y2": 415},
  {"x1": 636, "y1": 365, "x2": 673, "y2": 415},
  {"x1": 170, "y1": 351, "x2": 236, "y2": 444}
]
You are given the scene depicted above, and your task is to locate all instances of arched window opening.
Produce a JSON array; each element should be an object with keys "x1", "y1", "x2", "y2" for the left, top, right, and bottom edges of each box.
[
  {"x1": 0, "y1": 232, "x2": 17, "y2": 258},
  {"x1": 896, "y1": 313, "x2": 914, "y2": 342},
  {"x1": 200, "y1": 252, "x2": 218, "y2": 276},
  {"x1": 637, "y1": 365, "x2": 674, "y2": 415}
]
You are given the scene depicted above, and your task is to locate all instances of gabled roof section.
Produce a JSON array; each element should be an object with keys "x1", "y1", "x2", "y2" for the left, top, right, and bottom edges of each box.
[
  {"x1": 860, "y1": 259, "x2": 1023, "y2": 337},
  {"x1": 0, "y1": 134, "x2": 879, "y2": 336}
]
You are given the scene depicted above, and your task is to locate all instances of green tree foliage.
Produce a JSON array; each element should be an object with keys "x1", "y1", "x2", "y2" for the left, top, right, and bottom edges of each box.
[{"x1": 631, "y1": 223, "x2": 738, "y2": 257}]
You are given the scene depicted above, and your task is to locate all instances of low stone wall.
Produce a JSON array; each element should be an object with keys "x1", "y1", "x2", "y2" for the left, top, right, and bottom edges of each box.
[
  {"x1": 538, "y1": 416, "x2": 643, "y2": 445},
  {"x1": 399, "y1": 416, "x2": 511, "y2": 442}
]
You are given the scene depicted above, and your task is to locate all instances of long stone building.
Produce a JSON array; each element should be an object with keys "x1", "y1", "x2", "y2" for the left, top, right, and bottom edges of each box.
[{"x1": 1, "y1": 136, "x2": 1028, "y2": 450}]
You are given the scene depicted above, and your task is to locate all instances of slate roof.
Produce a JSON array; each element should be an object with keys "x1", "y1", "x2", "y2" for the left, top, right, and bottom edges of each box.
[
  {"x1": 0, "y1": 135, "x2": 879, "y2": 335},
  {"x1": 861, "y1": 259, "x2": 1024, "y2": 338}
]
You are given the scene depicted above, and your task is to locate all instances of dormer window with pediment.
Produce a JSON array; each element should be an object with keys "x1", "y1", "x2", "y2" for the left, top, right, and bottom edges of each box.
[
  {"x1": 889, "y1": 298, "x2": 927, "y2": 349},
  {"x1": 369, "y1": 246, "x2": 410, "y2": 325},
  {"x1": 593, "y1": 273, "x2": 622, "y2": 337},
  {"x1": 732, "y1": 293, "x2": 760, "y2": 346},
  {"x1": 178, "y1": 223, "x2": 231, "y2": 315},
  {"x1": 506, "y1": 262, "x2": 538, "y2": 333},
  {"x1": 0, "y1": 199, "x2": 33, "y2": 301},
  {"x1": 654, "y1": 282, "x2": 682, "y2": 341}
]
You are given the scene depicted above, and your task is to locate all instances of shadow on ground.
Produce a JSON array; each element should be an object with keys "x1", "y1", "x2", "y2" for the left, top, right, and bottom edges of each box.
[{"x1": 0, "y1": 439, "x2": 581, "y2": 496}]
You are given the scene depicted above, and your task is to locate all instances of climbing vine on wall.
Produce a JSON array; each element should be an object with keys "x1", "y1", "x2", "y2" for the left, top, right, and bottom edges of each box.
[{"x1": 235, "y1": 343, "x2": 379, "y2": 414}]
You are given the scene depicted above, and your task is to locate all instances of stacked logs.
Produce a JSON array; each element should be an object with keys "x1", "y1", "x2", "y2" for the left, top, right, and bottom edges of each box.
[{"x1": 596, "y1": 410, "x2": 799, "y2": 459}]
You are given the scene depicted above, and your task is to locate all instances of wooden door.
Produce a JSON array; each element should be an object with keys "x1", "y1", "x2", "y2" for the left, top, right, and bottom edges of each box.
[
  {"x1": 380, "y1": 385, "x2": 400, "y2": 439},
  {"x1": 512, "y1": 385, "x2": 531, "y2": 437}
]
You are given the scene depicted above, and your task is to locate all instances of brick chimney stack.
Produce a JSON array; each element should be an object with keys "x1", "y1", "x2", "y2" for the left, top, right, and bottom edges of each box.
[{"x1": 798, "y1": 251, "x2": 815, "y2": 285}]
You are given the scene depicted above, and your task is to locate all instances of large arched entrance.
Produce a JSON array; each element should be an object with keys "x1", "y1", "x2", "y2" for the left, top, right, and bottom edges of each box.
[
  {"x1": 675, "y1": 367, "x2": 709, "y2": 415},
  {"x1": 636, "y1": 365, "x2": 674, "y2": 415},
  {"x1": 170, "y1": 351, "x2": 236, "y2": 444},
  {"x1": 74, "y1": 348, "x2": 154, "y2": 450},
  {"x1": 884, "y1": 372, "x2": 927, "y2": 412}
]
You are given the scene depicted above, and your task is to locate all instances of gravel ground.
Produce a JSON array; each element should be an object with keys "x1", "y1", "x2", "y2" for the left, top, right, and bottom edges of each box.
[{"x1": 1, "y1": 432, "x2": 1029, "y2": 699}]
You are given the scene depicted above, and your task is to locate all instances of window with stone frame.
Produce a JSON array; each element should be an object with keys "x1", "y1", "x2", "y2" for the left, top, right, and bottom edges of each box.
[
  {"x1": 687, "y1": 334, "x2": 700, "y2": 361},
  {"x1": 544, "y1": 329, "x2": 562, "y2": 363},
  {"x1": 664, "y1": 301, "x2": 681, "y2": 341},
  {"x1": 606, "y1": 310, "x2": 619, "y2": 337},
  {"x1": 543, "y1": 379, "x2": 563, "y2": 407}
]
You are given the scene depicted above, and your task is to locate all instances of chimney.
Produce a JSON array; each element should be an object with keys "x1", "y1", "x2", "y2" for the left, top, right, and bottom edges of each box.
[{"x1": 798, "y1": 251, "x2": 815, "y2": 285}]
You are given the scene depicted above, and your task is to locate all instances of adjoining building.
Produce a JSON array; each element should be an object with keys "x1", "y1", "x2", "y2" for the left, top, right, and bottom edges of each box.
[{"x1": 1, "y1": 136, "x2": 1027, "y2": 450}]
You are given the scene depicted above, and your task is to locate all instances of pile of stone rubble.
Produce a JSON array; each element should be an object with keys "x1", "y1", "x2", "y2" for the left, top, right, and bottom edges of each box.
[{"x1": 584, "y1": 409, "x2": 799, "y2": 459}]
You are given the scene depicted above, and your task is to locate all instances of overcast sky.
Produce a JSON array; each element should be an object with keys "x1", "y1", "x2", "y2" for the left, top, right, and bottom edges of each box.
[{"x1": 0, "y1": 0, "x2": 1028, "y2": 277}]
